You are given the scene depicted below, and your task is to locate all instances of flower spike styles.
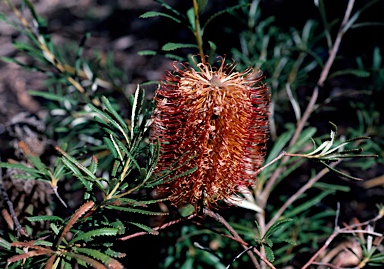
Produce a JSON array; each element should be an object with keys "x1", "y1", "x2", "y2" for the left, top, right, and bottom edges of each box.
[{"x1": 150, "y1": 57, "x2": 270, "y2": 209}]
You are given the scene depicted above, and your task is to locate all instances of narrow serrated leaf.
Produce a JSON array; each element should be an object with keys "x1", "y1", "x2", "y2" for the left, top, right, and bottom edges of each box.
[
  {"x1": 137, "y1": 50, "x2": 157, "y2": 56},
  {"x1": 28, "y1": 90, "x2": 77, "y2": 104},
  {"x1": 0, "y1": 162, "x2": 41, "y2": 176},
  {"x1": 62, "y1": 252, "x2": 107, "y2": 269},
  {"x1": 162, "y1": 43, "x2": 198, "y2": 51},
  {"x1": 102, "y1": 96, "x2": 128, "y2": 131},
  {"x1": 75, "y1": 248, "x2": 123, "y2": 269},
  {"x1": 88, "y1": 103, "x2": 130, "y2": 144},
  {"x1": 0, "y1": 237, "x2": 11, "y2": 250},
  {"x1": 60, "y1": 157, "x2": 92, "y2": 191},
  {"x1": 140, "y1": 11, "x2": 181, "y2": 23},
  {"x1": 55, "y1": 146, "x2": 96, "y2": 180},
  {"x1": 280, "y1": 238, "x2": 297, "y2": 245},
  {"x1": 264, "y1": 218, "x2": 293, "y2": 239},
  {"x1": 284, "y1": 189, "x2": 334, "y2": 218},
  {"x1": 202, "y1": 3, "x2": 249, "y2": 31},
  {"x1": 264, "y1": 246, "x2": 275, "y2": 262},
  {"x1": 105, "y1": 206, "x2": 168, "y2": 215},
  {"x1": 27, "y1": 215, "x2": 64, "y2": 223},
  {"x1": 127, "y1": 222, "x2": 159, "y2": 235},
  {"x1": 69, "y1": 228, "x2": 118, "y2": 244},
  {"x1": 321, "y1": 161, "x2": 363, "y2": 180},
  {"x1": 105, "y1": 248, "x2": 126, "y2": 258}
]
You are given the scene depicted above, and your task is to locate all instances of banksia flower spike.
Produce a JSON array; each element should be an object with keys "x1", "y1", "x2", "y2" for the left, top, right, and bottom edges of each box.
[{"x1": 150, "y1": 57, "x2": 270, "y2": 209}]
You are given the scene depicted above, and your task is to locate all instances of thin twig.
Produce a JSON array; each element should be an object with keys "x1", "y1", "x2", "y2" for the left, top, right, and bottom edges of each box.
[
  {"x1": 266, "y1": 161, "x2": 339, "y2": 230},
  {"x1": 310, "y1": 261, "x2": 353, "y2": 269},
  {"x1": 203, "y1": 209, "x2": 277, "y2": 269},
  {"x1": 302, "y1": 212, "x2": 383, "y2": 269},
  {"x1": 257, "y1": 0, "x2": 357, "y2": 235},
  {"x1": 226, "y1": 246, "x2": 254, "y2": 269},
  {"x1": 192, "y1": 0, "x2": 205, "y2": 63},
  {"x1": 118, "y1": 213, "x2": 197, "y2": 240}
]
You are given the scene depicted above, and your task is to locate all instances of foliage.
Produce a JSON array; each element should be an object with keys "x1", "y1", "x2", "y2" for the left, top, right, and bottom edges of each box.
[{"x1": 0, "y1": 0, "x2": 383, "y2": 268}]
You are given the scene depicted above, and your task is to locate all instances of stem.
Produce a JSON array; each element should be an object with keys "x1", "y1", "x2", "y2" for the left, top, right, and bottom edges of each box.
[
  {"x1": 119, "y1": 213, "x2": 197, "y2": 240},
  {"x1": 302, "y1": 212, "x2": 383, "y2": 269},
  {"x1": 257, "y1": 0, "x2": 357, "y2": 236},
  {"x1": 204, "y1": 209, "x2": 276, "y2": 269},
  {"x1": 192, "y1": 0, "x2": 205, "y2": 63},
  {"x1": 266, "y1": 162, "x2": 339, "y2": 230},
  {"x1": 105, "y1": 158, "x2": 131, "y2": 200}
]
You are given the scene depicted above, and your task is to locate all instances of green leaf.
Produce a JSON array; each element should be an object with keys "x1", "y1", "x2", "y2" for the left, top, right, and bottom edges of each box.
[
  {"x1": 284, "y1": 189, "x2": 335, "y2": 218},
  {"x1": 28, "y1": 90, "x2": 77, "y2": 104},
  {"x1": 280, "y1": 238, "x2": 297, "y2": 245},
  {"x1": 102, "y1": 197, "x2": 161, "y2": 207},
  {"x1": 130, "y1": 86, "x2": 143, "y2": 139},
  {"x1": 254, "y1": 221, "x2": 262, "y2": 239},
  {"x1": 328, "y1": 69, "x2": 370, "y2": 79},
  {"x1": 103, "y1": 137, "x2": 118, "y2": 159},
  {"x1": 105, "y1": 206, "x2": 168, "y2": 215},
  {"x1": 24, "y1": 0, "x2": 42, "y2": 23},
  {"x1": 162, "y1": 43, "x2": 198, "y2": 51},
  {"x1": 88, "y1": 102, "x2": 131, "y2": 145},
  {"x1": 264, "y1": 125, "x2": 294, "y2": 164},
  {"x1": 288, "y1": 126, "x2": 317, "y2": 154},
  {"x1": 1, "y1": 56, "x2": 45, "y2": 72},
  {"x1": 202, "y1": 3, "x2": 250, "y2": 32},
  {"x1": 75, "y1": 247, "x2": 123, "y2": 267},
  {"x1": 56, "y1": 146, "x2": 97, "y2": 181},
  {"x1": 0, "y1": 162, "x2": 41, "y2": 176},
  {"x1": 264, "y1": 246, "x2": 275, "y2": 262},
  {"x1": 208, "y1": 41, "x2": 216, "y2": 50},
  {"x1": 155, "y1": 0, "x2": 183, "y2": 18},
  {"x1": 264, "y1": 238, "x2": 273, "y2": 247},
  {"x1": 105, "y1": 248, "x2": 126, "y2": 259},
  {"x1": 33, "y1": 240, "x2": 53, "y2": 247},
  {"x1": 69, "y1": 228, "x2": 118, "y2": 244},
  {"x1": 60, "y1": 157, "x2": 92, "y2": 191},
  {"x1": 150, "y1": 165, "x2": 198, "y2": 187},
  {"x1": 372, "y1": 46, "x2": 382, "y2": 69},
  {"x1": 313, "y1": 182, "x2": 350, "y2": 192},
  {"x1": 127, "y1": 222, "x2": 159, "y2": 235},
  {"x1": 50, "y1": 223, "x2": 61, "y2": 235},
  {"x1": 102, "y1": 96, "x2": 128, "y2": 133},
  {"x1": 137, "y1": 50, "x2": 157, "y2": 56},
  {"x1": 27, "y1": 215, "x2": 64, "y2": 223},
  {"x1": 109, "y1": 219, "x2": 126, "y2": 235},
  {"x1": 320, "y1": 161, "x2": 364, "y2": 181},
  {"x1": 26, "y1": 153, "x2": 46, "y2": 171},
  {"x1": 186, "y1": 8, "x2": 196, "y2": 31},
  {"x1": 62, "y1": 252, "x2": 107, "y2": 269},
  {"x1": 264, "y1": 218, "x2": 293, "y2": 239},
  {"x1": 74, "y1": 32, "x2": 90, "y2": 73},
  {"x1": 164, "y1": 53, "x2": 185, "y2": 61},
  {"x1": 369, "y1": 253, "x2": 384, "y2": 263},
  {"x1": 140, "y1": 11, "x2": 181, "y2": 23},
  {"x1": 0, "y1": 237, "x2": 11, "y2": 250},
  {"x1": 89, "y1": 156, "x2": 98, "y2": 174},
  {"x1": 198, "y1": 0, "x2": 209, "y2": 12}
]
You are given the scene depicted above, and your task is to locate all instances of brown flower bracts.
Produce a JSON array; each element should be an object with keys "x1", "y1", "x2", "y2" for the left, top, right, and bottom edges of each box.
[{"x1": 150, "y1": 57, "x2": 270, "y2": 209}]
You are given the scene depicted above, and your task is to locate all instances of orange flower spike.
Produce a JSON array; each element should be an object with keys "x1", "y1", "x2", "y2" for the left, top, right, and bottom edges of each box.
[{"x1": 151, "y1": 57, "x2": 270, "y2": 209}]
